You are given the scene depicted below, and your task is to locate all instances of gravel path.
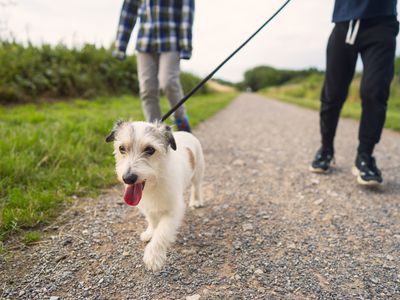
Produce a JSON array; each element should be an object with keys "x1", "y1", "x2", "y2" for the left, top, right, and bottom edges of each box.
[{"x1": 1, "y1": 93, "x2": 400, "y2": 299}]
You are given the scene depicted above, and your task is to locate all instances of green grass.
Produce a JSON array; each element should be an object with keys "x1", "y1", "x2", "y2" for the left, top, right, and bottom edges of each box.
[
  {"x1": 263, "y1": 74, "x2": 400, "y2": 132},
  {"x1": 22, "y1": 231, "x2": 41, "y2": 245},
  {"x1": 0, "y1": 92, "x2": 237, "y2": 241}
]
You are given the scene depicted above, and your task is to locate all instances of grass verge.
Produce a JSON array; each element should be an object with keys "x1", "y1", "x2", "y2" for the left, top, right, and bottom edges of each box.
[
  {"x1": 263, "y1": 74, "x2": 400, "y2": 132},
  {"x1": 0, "y1": 92, "x2": 237, "y2": 241},
  {"x1": 22, "y1": 231, "x2": 41, "y2": 245}
]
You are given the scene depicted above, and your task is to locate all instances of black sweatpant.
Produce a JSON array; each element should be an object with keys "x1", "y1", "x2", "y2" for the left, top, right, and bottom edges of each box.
[{"x1": 320, "y1": 16, "x2": 399, "y2": 155}]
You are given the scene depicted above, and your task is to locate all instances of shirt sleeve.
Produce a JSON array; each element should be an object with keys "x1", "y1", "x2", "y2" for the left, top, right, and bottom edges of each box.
[
  {"x1": 114, "y1": 0, "x2": 140, "y2": 57},
  {"x1": 179, "y1": 0, "x2": 195, "y2": 60}
]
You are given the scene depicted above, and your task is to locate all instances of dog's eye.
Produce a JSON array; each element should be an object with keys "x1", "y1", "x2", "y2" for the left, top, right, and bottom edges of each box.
[
  {"x1": 119, "y1": 145, "x2": 127, "y2": 154},
  {"x1": 144, "y1": 146, "x2": 156, "y2": 156}
]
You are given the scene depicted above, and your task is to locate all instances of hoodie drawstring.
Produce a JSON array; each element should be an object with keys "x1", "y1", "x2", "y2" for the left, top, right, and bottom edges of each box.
[{"x1": 345, "y1": 19, "x2": 360, "y2": 45}]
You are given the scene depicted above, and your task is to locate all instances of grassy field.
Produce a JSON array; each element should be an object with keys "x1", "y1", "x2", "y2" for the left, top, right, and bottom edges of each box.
[
  {"x1": 263, "y1": 73, "x2": 400, "y2": 132},
  {"x1": 0, "y1": 92, "x2": 237, "y2": 244}
]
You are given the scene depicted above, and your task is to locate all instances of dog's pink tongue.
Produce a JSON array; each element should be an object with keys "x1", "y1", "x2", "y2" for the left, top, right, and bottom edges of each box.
[{"x1": 123, "y1": 183, "x2": 143, "y2": 206}]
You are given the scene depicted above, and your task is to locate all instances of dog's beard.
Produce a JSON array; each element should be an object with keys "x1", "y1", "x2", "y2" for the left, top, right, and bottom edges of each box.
[
  {"x1": 117, "y1": 164, "x2": 157, "y2": 206},
  {"x1": 115, "y1": 146, "x2": 164, "y2": 206}
]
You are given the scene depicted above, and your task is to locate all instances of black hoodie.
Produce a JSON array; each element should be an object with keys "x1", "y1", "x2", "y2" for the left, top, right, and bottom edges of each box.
[{"x1": 333, "y1": 0, "x2": 397, "y2": 22}]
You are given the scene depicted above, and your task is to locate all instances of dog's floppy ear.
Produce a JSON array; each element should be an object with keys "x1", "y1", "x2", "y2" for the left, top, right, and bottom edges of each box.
[
  {"x1": 105, "y1": 120, "x2": 124, "y2": 143},
  {"x1": 164, "y1": 125, "x2": 177, "y2": 151}
]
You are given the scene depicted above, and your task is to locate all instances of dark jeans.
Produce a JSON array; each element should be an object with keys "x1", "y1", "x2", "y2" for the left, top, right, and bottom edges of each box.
[{"x1": 320, "y1": 16, "x2": 399, "y2": 155}]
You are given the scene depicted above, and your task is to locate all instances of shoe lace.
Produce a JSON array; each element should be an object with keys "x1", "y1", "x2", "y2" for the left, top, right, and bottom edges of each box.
[
  {"x1": 318, "y1": 149, "x2": 333, "y2": 161},
  {"x1": 360, "y1": 154, "x2": 380, "y2": 176}
]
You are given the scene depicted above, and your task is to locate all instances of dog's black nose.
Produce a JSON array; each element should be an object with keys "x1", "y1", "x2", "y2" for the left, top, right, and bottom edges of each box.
[{"x1": 123, "y1": 173, "x2": 138, "y2": 184}]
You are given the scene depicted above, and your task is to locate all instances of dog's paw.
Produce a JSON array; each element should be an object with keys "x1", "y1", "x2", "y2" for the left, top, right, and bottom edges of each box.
[
  {"x1": 189, "y1": 200, "x2": 204, "y2": 209},
  {"x1": 143, "y1": 246, "x2": 166, "y2": 272},
  {"x1": 140, "y1": 230, "x2": 153, "y2": 242}
]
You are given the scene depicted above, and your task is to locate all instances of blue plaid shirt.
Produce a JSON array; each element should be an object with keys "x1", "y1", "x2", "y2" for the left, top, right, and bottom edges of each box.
[{"x1": 114, "y1": 0, "x2": 195, "y2": 60}]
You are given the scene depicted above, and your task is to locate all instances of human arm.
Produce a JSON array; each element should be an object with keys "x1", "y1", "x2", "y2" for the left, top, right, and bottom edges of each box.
[
  {"x1": 179, "y1": 0, "x2": 195, "y2": 60},
  {"x1": 113, "y1": 0, "x2": 140, "y2": 59}
]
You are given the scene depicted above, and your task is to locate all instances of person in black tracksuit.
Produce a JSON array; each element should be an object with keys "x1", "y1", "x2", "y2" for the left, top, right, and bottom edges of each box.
[{"x1": 310, "y1": 0, "x2": 399, "y2": 186}]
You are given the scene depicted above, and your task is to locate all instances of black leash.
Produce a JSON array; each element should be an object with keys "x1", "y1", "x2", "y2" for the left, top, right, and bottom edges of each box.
[{"x1": 161, "y1": 0, "x2": 292, "y2": 122}]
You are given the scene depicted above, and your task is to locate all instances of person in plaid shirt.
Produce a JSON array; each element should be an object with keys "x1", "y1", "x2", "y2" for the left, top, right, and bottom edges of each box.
[{"x1": 113, "y1": 0, "x2": 194, "y2": 132}]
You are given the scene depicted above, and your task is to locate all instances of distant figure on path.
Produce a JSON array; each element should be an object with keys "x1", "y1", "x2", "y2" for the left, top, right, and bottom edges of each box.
[
  {"x1": 310, "y1": 0, "x2": 398, "y2": 186},
  {"x1": 113, "y1": 0, "x2": 194, "y2": 132}
]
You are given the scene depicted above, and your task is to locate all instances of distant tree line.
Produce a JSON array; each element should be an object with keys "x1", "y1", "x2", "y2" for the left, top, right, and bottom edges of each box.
[
  {"x1": 237, "y1": 57, "x2": 400, "y2": 92},
  {"x1": 238, "y1": 66, "x2": 323, "y2": 92}
]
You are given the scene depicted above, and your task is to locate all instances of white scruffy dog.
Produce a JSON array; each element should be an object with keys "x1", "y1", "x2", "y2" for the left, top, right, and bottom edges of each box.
[{"x1": 106, "y1": 121, "x2": 204, "y2": 271}]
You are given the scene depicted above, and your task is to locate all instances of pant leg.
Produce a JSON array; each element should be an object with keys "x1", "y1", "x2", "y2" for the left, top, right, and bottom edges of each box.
[
  {"x1": 158, "y1": 52, "x2": 186, "y2": 120},
  {"x1": 320, "y1": 23, "x2": 358, "y2": 151},
  {"x1": 357, "y1": 18, "x2": 398, "y2": 155},
  {"x1": 137, "y1": 52, "x2": 162, "y2": 122}
]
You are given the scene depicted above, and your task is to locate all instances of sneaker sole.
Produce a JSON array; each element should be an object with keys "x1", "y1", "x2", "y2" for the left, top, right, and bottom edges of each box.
[
  {"x1": 309, "y1": 165, "x2": 331, "y2": 174},
  {"x1": 352, "y1": 166, "x2": 381, "y2": 186}
]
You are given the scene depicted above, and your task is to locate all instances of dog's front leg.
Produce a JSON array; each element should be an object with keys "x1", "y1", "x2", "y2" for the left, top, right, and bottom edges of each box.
[
  {"x1": 143, "y1": 214, "x2": 180, "y2": 271},
  {"x1": 140, "y1": 213, "x2": 158, "y2": 242}
]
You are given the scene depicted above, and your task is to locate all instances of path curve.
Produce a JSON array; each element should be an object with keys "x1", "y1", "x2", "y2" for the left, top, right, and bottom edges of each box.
[{"x1": 1, "y1": 93, "x2": 400, "y2": 299}]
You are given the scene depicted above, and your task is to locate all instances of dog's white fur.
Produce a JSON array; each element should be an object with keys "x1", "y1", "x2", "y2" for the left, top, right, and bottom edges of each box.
[{"x1": 107, "y1": 121, "x2": 204, "y2": 271}]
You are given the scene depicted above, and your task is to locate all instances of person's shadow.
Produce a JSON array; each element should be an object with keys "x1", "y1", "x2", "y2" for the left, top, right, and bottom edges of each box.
[{"x1": 360, "y1": 164, "x2": 400, "y2": 196}]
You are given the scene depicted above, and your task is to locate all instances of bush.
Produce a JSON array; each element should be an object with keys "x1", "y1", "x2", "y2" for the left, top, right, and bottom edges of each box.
[
  {"x1": 180, "y1": 71, "x2": 208, "y2": 95},
  {"x1": 0, "y1": 41, "x2": 207, "y2": 104}
]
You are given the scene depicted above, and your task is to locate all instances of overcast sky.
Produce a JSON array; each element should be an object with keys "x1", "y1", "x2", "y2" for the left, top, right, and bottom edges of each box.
[{"x1": 2, "y1": 0, "x2": 400, "y2": 81}]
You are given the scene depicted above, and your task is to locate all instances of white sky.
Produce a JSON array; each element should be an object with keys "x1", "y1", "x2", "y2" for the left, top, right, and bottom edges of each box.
[{"x1": 2, "y1": 0, "x2": 400, "y2": 81}]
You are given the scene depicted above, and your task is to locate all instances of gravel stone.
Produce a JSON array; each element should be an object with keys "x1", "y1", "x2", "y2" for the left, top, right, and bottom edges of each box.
[
  {"x1": 242, "y1": 223, "x2": 253, "y2": 231},
  {"x1": 232, "y1": 159, "x2": 246, "y2": 166},
  {"x1": 186, "y1": 294, "x2": 201, "y2": 300},
  {"x1": 313, "y1": 199, "x2": 324, "y2": 205}
]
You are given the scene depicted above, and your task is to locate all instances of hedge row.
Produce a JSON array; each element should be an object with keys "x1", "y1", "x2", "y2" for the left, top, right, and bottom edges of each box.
[{"x1": 0, "y1": 41, "x2": 206, "y2": 104}]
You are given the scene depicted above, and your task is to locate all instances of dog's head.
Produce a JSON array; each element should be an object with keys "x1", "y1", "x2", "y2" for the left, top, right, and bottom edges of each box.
[{"x1": 106, "y1": 121, "x2": 176, "y2": 206}]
